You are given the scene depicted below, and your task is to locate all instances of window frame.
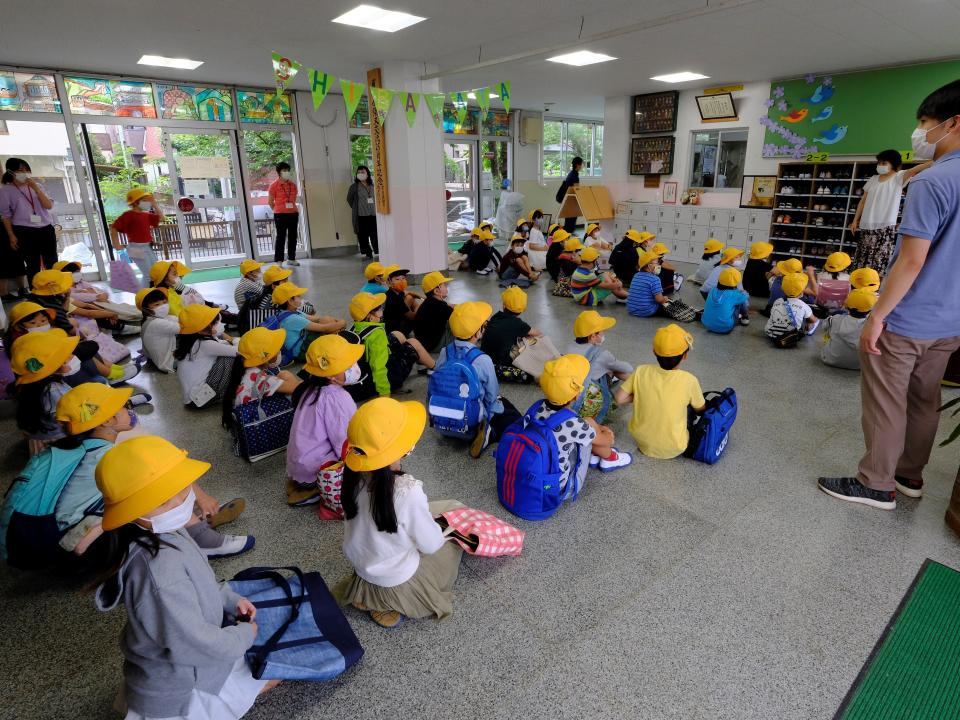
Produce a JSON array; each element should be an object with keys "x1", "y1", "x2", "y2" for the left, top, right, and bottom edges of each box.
[
  {"x1": 687, "y1": 127, "x2": 749, "y2": 192},
  {"x1": 541, "y1": 116, "x2": 603, "y2": 179}
]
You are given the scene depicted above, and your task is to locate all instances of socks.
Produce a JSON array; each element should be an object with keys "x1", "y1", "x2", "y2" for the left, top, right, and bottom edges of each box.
[{"x1": 186, "y1": 521, "x2": 224, "y2": 549}]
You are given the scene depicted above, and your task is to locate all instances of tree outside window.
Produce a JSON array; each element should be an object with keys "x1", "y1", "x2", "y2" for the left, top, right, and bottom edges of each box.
[{"x1": 542, "y1": 118, "x2": 603, "y2": 178}]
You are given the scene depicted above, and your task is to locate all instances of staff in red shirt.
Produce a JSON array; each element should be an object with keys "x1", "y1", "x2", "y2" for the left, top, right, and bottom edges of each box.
[
  {"x1": 267, "y1": 162, "x2": 300, "y2": 267},
  {"x1": 110, "y1": 188, "x2": 165, "y2": 288}
]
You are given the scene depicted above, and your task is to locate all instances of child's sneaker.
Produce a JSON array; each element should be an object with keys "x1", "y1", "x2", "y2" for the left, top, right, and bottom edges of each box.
[
  {"x1": 108, "y1": 362, "x2": 141, "y2": 385},
  {"x1": 806, "y1": 318, "x2": 821, "y2": 336},
  {"x1": 739, "y1": 316, "x2": 750, "y2": 326},
  {"x1": 598, "y1": 448, "x2": 633, "y2": 472},
  {"x1": 469, "y1": 420, "x2": 492, "y2": 459},
  {"x1": 589, "y1": 454, "x2": 601, "y2": 467},
  {"x1": 817, "y1": 476, "x2": 896, "y2": 510},
  {"x1": 286, "y1": 478, "x2": 321, "y2": 506},
  {"x1": 202, "y1": 534, "x2": 256, "y2": 559},
  {"x1": 287, "y1": 260, "x2": 301, "y2": 266},
  {"x1": 673, "y1": 274, "x2": 685, "y2": 293},
  {"x1": 475, "y1": 268, "x2": 492, "y2": 276},
  {"x1": 128, "y1": 393, "x2": 152, "y2": 407}
]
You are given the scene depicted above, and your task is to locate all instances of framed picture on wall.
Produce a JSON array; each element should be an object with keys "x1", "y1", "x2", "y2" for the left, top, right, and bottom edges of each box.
[
  {"x1": 663, "y1": 181, "x2": 678, "y2": 204},
  {"x1": 740, "y1": 175, "x2": 777, "y2": 208},
  {"x1": 630, "y1": 135, "x2": 675, "y2": 175},
  {"x1": 632, "y1": 91, "x2": 679, "y2": 133}
]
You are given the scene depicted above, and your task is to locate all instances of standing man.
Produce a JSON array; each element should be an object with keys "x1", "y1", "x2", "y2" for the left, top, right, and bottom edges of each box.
[
  {"x1": 558, "y1": 156, "x2": 584, "y2": 233},
  {"x1": 818, "y1": 80, "x2": 960, "y2": 515},
  {"x1": 268, "y1": 161, "x2": 300, "y2": 267}
]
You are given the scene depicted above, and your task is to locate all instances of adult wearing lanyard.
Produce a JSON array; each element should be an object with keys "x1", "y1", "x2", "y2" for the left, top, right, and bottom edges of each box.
[
  {"x1": 558, "y1": 156, "x2": 583, "y2": 233},
  {"x1": 268, "y1": 161, "x2": 300, "y2": 267},
  {"x1": 0, "y1": 158, "x2": 57, "y2": 284},
  {"x1": 346, "y1": 164, "x2": 378, "y2": 259}
]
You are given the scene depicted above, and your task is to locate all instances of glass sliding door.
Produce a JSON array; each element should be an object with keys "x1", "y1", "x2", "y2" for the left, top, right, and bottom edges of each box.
[
  {"x1": 480, "y1": 140, "x2": 509, "y2": 233},
  {"x1": 444, "y1": 142, "x2": 475, "y2": 245}
]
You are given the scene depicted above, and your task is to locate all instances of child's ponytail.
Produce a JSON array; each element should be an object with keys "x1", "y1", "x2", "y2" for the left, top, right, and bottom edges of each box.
[{"x1": 221, "y1": 355, "x2": 248, "y2": 428}]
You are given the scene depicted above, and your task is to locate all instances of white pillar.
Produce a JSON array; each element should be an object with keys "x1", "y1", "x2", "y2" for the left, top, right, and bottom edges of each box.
[{"x1": 375, "y1": 61, "x2": 446, "y2": 274}]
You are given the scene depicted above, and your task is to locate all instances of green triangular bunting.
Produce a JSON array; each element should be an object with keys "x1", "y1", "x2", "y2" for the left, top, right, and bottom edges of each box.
[
  {"x1": 271, "y1": 52, "x2": 301, "y2": 95},
  {"x1": 308, "y1": 69, "x2": 334, "y2": 110},
  {"x1": 370, "y1": 86, "x2": 395, "y2": 125},
  {"x1": 403, "y1": 92, "x2": 420, "y2": 128},
  {"x1": 424, "y1": 93, "x2": 445, "y2": 129},
  {"x1": 475, "y1": 87, "x2": 490, "y2": 121},
  {"x1": 498, "y1": 81, "x2": 511, "y2": 113},
  {"x1": 340, "y1": 79, "x2": 367, "y2": 122},
  {"x1": 451, "y1": 91, "x2": 468, "y2": 126}
]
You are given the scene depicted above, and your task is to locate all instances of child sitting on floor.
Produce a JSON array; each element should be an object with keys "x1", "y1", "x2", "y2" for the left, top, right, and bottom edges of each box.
[
  {"x1": 480, "y1": 286, "x2": 543, "y2": 383},
  {"x1": 272, "y1": 283, "x2": 345, "y2": 363},
  {"x1": 764, "y1": 273, "x2": 818, "y2": 342},
  {"x1": 137, "y1": 288, "x2": 179, "y2": 373},
  {"x1": 691, "y1": 239, "x2": 725, "y2": 285},
  {"x1": 820, "y1": 288, "x2": 878, "y2": 370},
  {"x1": 627, "y1": 250, "x2": 671, "y2": 318},
  {"x1": 609, "y1": 229, "x2": 652, "y2": 290},
  {"x1": 568, "y1": 310, "x2": 632, "y2": 424},
  {"x1": 701, "y1": 248, "x2": 745, "y2": 298},
  {"x1": 614, "y1": 324, "x2": 707, "y2": 460},
  {"x1": 525, "y1": 210, "x2": 549, "y2": 270},
  {"x1": 651, "y1": 242, "x2": 683, "y2": 295},
  {"x1": 412, "y1": 271, "x2": 455, "y2": 353},
  {"x1": 222, "y1": 327, "x2": 300, "y2": 426},
  {"x1": 570, "y1": 247, "x2": 627, "y2": 306},
  {"x1": 383, "y1": 268, "x2": 424, "y2": 336},
  {"x1": 545, "y1": 229, "x2": 572, "y2": 281},
  {"x1": 743, "y1": 242, "x2": 775, "y2": 298},
  {"x1": 12, "y1": 329, "x2": 81, "y2": 452},
  {"x1": 360, "y1": 261, "x2": 388, "y2": 294},
  {"x1": 467, "y1": 229, "x2": 501, "y2": 276},
  {"x1": 702, "y1": 267, "x2": 750, "y2": 333},
  {"x1": 584, "y1": 223, "x2": 613, "y2": 253},
  {"x1": 234, "y1": 259, "x2": 264, "y2": 311},
  {"x1": 498, "y1": 234, "x2": 540, "y2": 287},
  {"x1": 849, "y1": 267, "x2": 881, "y2": 293},
  {"x1": 52, "y1": 260, "x2": 108, "y2": 303},
  {"x1": 806, "y1": 251, "x2": 852, "y2": 315},
  {"x1": 174, "y1": 305, "x2": 237, "y2": 408}
]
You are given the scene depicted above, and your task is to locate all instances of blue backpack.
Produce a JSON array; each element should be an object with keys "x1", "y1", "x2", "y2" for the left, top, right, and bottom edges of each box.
[
  {"x1": 0, "y1": 439, "x2": 109, "y2": 568},
  {"x1": 685, "y1": 388, "x2": 737, "y2": 464},
  {"x1": 427, "y1": 343, "x2": 485, "y2": 438},
  {"x1": 495, "y1": 401, "x2": 581, "y2": 521},
  {"x1": 259, "y1": 311, "x2": 298, "y2": 365}
]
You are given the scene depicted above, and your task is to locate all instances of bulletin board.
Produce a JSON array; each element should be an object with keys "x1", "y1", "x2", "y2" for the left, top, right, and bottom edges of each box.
[{"x1": 762, "y1": 59, "x2": 960, "y2": 157}]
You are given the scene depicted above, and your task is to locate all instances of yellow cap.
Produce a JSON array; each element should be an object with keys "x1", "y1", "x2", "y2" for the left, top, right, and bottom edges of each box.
[
  {"x1": 304, "y1": 334, "x2": 365, "y2": 378},
  {"x1": 749, "y1": 241, "x2": 774, "y2": 260},
  {"x1": 718, "y1": 267, "x2": 742, "y2": 287},
  {"x1": 574, "y1": 310, "x2": 616, "y2": 338},
  {"x1": 580, "y1": 247, "x2": 600, "y2": 263},
  {"x1": 528, "y1": 208, "x2": 544, "y2": 222},
  {"x1": 585, "y1": 223, "x2": 601, "y2": 236},
  {"x1": 126, "y1": 187, "x2": 152, "y2": 205},
  {"x1": 178, "y1": 304, "x2": 220, "y2": 335},
  {"x1": 651, "y1": 242, "x2": 670, "y2": 256},
  {"x1": 824, "y1": 252, "x2": 852, "y2": 273},
  {"x1": 135, "y1": 286, "x2": 168, "y2": 311},
  {"x1": 552, "y1": 228, "x2": 571, "y2": 244},
  {"x1": 349, "y1": 292, "x2": 386, "y2": 322},
  {"x1": 845, "y1": 288, "x2": 879, "y2": 313},
  {"x1": 624, "y1": 229, "x2": 643, "y2": 244},
  {"x1": 449, "y1": 301, "x2": 493, "y2": 339},
  {"x1": 776, "y1": 258, "x2": 803, "y2": 275},
  {"x1": 272, "y1": 283, "x2": 308, "y2": 306},
  {"x1": 478, "y1": 230, "x2": 495, "y2": 242},
  {"x1": 720, "y1": 248, "x2": 744, "y2": 265},
  {"x1": 540, "y1": 354, "x2": 590, "y2": 405},
  {"x1": 638, "y1": 231, "x2": 656, "y2": 243},
  {"x1": 238, "y1": 327, "x2": 286, "y2": 368},
  {"x1": 470, "y1": 226, "x2": 482, "y2": 237},
  {"x1": 653, "y1": 324, "x2": 693, "y2": 357},
  {"x1": 56, "y1": 383, "x2": 133, "y2": 435},
  {"x1": 386, "y1": 265, "x2": 409, "y2": 279},
  {"x1": 345, "y1": 398, "x2": 427, "y2": 472},
  {"x1": 263, "y1": 265, "x2": 293, "y2": 285},
  {"x1": 422, "y1": 271, "x2": 453, "y2": 294},
  {"x1": 501, "y1": 286, "x2": 528, "y2": 314},
  {"x1": 703, "y1": 239, "x2": 725, "y2": 254},
  {"x1": 547, "y1": 223, "x2": 561, "y2": 235},
  {"x1": 563, "y1": 237, "x2": 584, "y2": 252},
  {"x1": 364, "y1": 261, "x2": 386, "y2": 280},
  {"x1": 9, "y1": 301, "x2": 55, "y2": 327},
  {"x1": 516, "y1": 217, "x2": 530, "y2": 230},
  {"x1": 11, "y1": 328, "x2": 81, "y2": 384},
  {"x1": 96, "y1": 436, "x2": 211, "y2": 531},
  {"x1": 52, "y1": 260, "x2": 82, "y2": 273},
  {"x1": 149, "y1": 260, "x2": 190, "y2": 287},
  {"x1": 31, "y1": 270, "x2": 73, "y2": 296},
  {"x1": 479, "y1": 221, "x2": 493, "y2": 230},
  {"x1": 781, "y1": 272, "x2": 809, "y2": 298},
  {"x1": 637, "y1": 249, "x2": 661, "y2": 270},
  {"x1": 239, "y1": 259, "x2": 263, "y2": 276},
  {"x1": 849, "y1": 267, "x2": 881, "y2": 291},
  {"x1": 510, "y1": 232, "x2": 526, "y2": 243}
]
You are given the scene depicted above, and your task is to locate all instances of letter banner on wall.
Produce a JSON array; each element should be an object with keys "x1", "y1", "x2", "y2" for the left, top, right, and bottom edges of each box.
[
  {"x1": 498, "y1": 81, "x2": 511, "y2": 113},
  {"x1": 424, "y1": 93, "x2": 446, "y2": 128},
  {"x1": 340, "y1": 78, "x2": 367, "y2": 123},
  {"x1": 370, "y1": 86, "x2": 395, "y2": 125},
  {"x1": 308, "y1": 69, "x2": 334, "y2": 110},
  {"x1": 451, "y1": 91, "x2": 469, "y2": 125},
  {"x1": 271, "y1": 52, "x2": 302, "y2": 95},
  {"x1": 475, "y1": 87, "x2": 491, "y2": 121},
  {"x1": 403, "y1": 92, "x2": 420, "y2": 128}
]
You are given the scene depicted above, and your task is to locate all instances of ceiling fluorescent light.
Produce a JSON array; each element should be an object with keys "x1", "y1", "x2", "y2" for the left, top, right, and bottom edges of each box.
[
  {"x1": 546, "y1": 51, "x2": 616, "y2": 67},
  {"x1": 650, "y1": 71, "x2": 709, "y2": 83},
  {"x1": 138, "y1": 54, "x2": 204, "y2": 70},
  {"x1": 332, "y1": 4, "x2": 426, "y2": 32},
  {"x1": 467, "y1": 92, "x2": 499, "y2": 99}
]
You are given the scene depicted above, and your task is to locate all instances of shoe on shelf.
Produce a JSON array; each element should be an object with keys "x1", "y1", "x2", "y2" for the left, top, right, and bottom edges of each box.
[
  {"x1": 817, "y1": 476, "x2": 896, "y2": 510},
  {"x1": 207, "y1": 498, "x2": 246, "y2": 528},
  {"x1": 895, "y1": 475, "x2": 924, "y2": 498},
  {"x1": 370, "y1": 610, "x2": 404, "y2": 629},
  {"x1": 598, "y1": 449, "x2": 633, "y2": 472},
  {"x1": 202, "y1": 534, "x2": 256, "y2": 559},
  {"x1": 469, "y1": 420, "x2": 492, "y2": 459}
]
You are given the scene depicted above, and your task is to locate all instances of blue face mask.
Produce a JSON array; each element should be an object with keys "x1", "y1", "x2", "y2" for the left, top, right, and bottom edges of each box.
[{"x1": 127, "y1": 409, "x2": 138, "y2": 428}]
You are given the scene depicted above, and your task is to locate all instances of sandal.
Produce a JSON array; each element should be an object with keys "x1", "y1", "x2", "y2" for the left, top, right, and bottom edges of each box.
[
  {"x1": 370, "y1": 610, "x2": 404, "y2": 629},
  {"x1": 208, "y1": 498, "x2": 246, "y2": 528}
]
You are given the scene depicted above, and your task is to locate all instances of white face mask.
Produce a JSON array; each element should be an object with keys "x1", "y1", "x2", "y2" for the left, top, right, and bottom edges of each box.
[
  {"x1": 876, "y1": 164, "x2": 892, "y2": 175},
  {"x1": 72, "y1": 272, "x2": 83, "y2": 282},
  {"x1": 344, "y1": 363, "x2": 362, "y2": 385},
  {"x1": 280, "y1": 171, "x2": 291, "y2": 180},
  {"x1": 64, "y1": 356, "x2": 82, "y2": 375},
  {"x1": 653, "y1": 265, "x2": 662, "y2": 275},
  {"x1": 911, "y1": 118, "x2": 954, "y2": 160},
  {"x1": 13, "y1": 172, "x2": 29, "y2": 183},
  {"x1": 138, "y1": 200, "x2": 152, "y2": 211},
  {"x1": 596, "y1": 333, "x2": 605, "y2": 345},
  {"x1": 152, "y1": 303, "x2": 170, "y2": 318},
  {"x1": 732, "y1": 258, "x2": 744, "y2": 269},
  {"x1": 212, "y1": 321, "x2": 225, "y2": 336},
  {"x1": 142, "y1": 489, "x2": 195, "y2": 534},
  {"x1": 25, "y1": 324, "x2": 50, "y2": 333},
  {"x1": 357, "y1": 172, "x2": 368, "y2": 181}
]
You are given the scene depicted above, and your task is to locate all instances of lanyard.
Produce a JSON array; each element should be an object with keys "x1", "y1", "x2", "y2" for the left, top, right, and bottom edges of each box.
[
  {"x1": 277, "y1": 181, "x2": 296, "y2": 203},
  {"x1": 17, "y1": 186, "x2": 38, "y2": 214}
]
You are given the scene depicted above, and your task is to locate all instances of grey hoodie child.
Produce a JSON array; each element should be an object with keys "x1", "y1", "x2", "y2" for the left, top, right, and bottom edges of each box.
[{"x1": 96, "y1": 528, "x2": 256, "y2": 717}]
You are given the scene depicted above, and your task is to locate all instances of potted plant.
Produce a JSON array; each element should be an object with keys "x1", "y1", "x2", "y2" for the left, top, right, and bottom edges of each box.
[{"x1": 940, "y1": 396, "x2": 960, "y2": 536}]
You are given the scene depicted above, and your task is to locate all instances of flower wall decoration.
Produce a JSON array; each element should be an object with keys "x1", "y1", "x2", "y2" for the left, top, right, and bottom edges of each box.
[{"x1": 760, "y1": 73, "x2": 839, "y2": 157}]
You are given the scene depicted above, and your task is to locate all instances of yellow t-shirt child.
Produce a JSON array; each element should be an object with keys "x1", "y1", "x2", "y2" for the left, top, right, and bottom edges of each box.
[{"x1": 623, "y1": 365, "x2": 705, "y2": 459}]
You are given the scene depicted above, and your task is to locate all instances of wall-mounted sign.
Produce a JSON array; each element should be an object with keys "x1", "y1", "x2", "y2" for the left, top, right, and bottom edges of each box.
[
  {"x1": 696, "y1": 93, "x2": 738, "y2": 122},
  {"x1": 704, "y1": 84, "x2": 743, "y2": 95},
  {"x1": 366, "y1": 67, "x2": 390, "y2": 215},
  {"x1": 178, "y1": 156, "x2": 231, "y2": 179}
]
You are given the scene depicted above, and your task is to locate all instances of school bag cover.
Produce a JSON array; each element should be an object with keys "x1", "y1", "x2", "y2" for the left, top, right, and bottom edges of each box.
[
  {"x1": 0, "y1": 439, "x2": 109, "y2": 568},
  {"x1": 227, "y1": 565, "x2": 363, "y2": 681},
  {"x1": 496, "y1": 400, "x2": 581, "y2": 520},
  {"x1": 428, "y1": 343, "x2": 485, "y2": 437},
  {"x1": 684, "y1": 388, "x2": 737, "y2": 464}
]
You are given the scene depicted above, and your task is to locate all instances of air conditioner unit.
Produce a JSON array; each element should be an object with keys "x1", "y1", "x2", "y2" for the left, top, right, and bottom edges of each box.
[{"x1": 521, "y1": 117, "x2": 542, "y2": 144}]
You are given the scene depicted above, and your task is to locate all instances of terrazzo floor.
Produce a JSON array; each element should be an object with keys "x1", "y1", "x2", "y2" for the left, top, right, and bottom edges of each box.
[{"x1": 1, "y1": 255, "x2": 958, "y2": 720}]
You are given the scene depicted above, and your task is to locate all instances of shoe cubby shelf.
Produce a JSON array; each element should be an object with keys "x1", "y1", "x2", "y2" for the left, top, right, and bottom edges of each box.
[{"x1": 769, "y1": 160, "x2": 917, "y2": 268}]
